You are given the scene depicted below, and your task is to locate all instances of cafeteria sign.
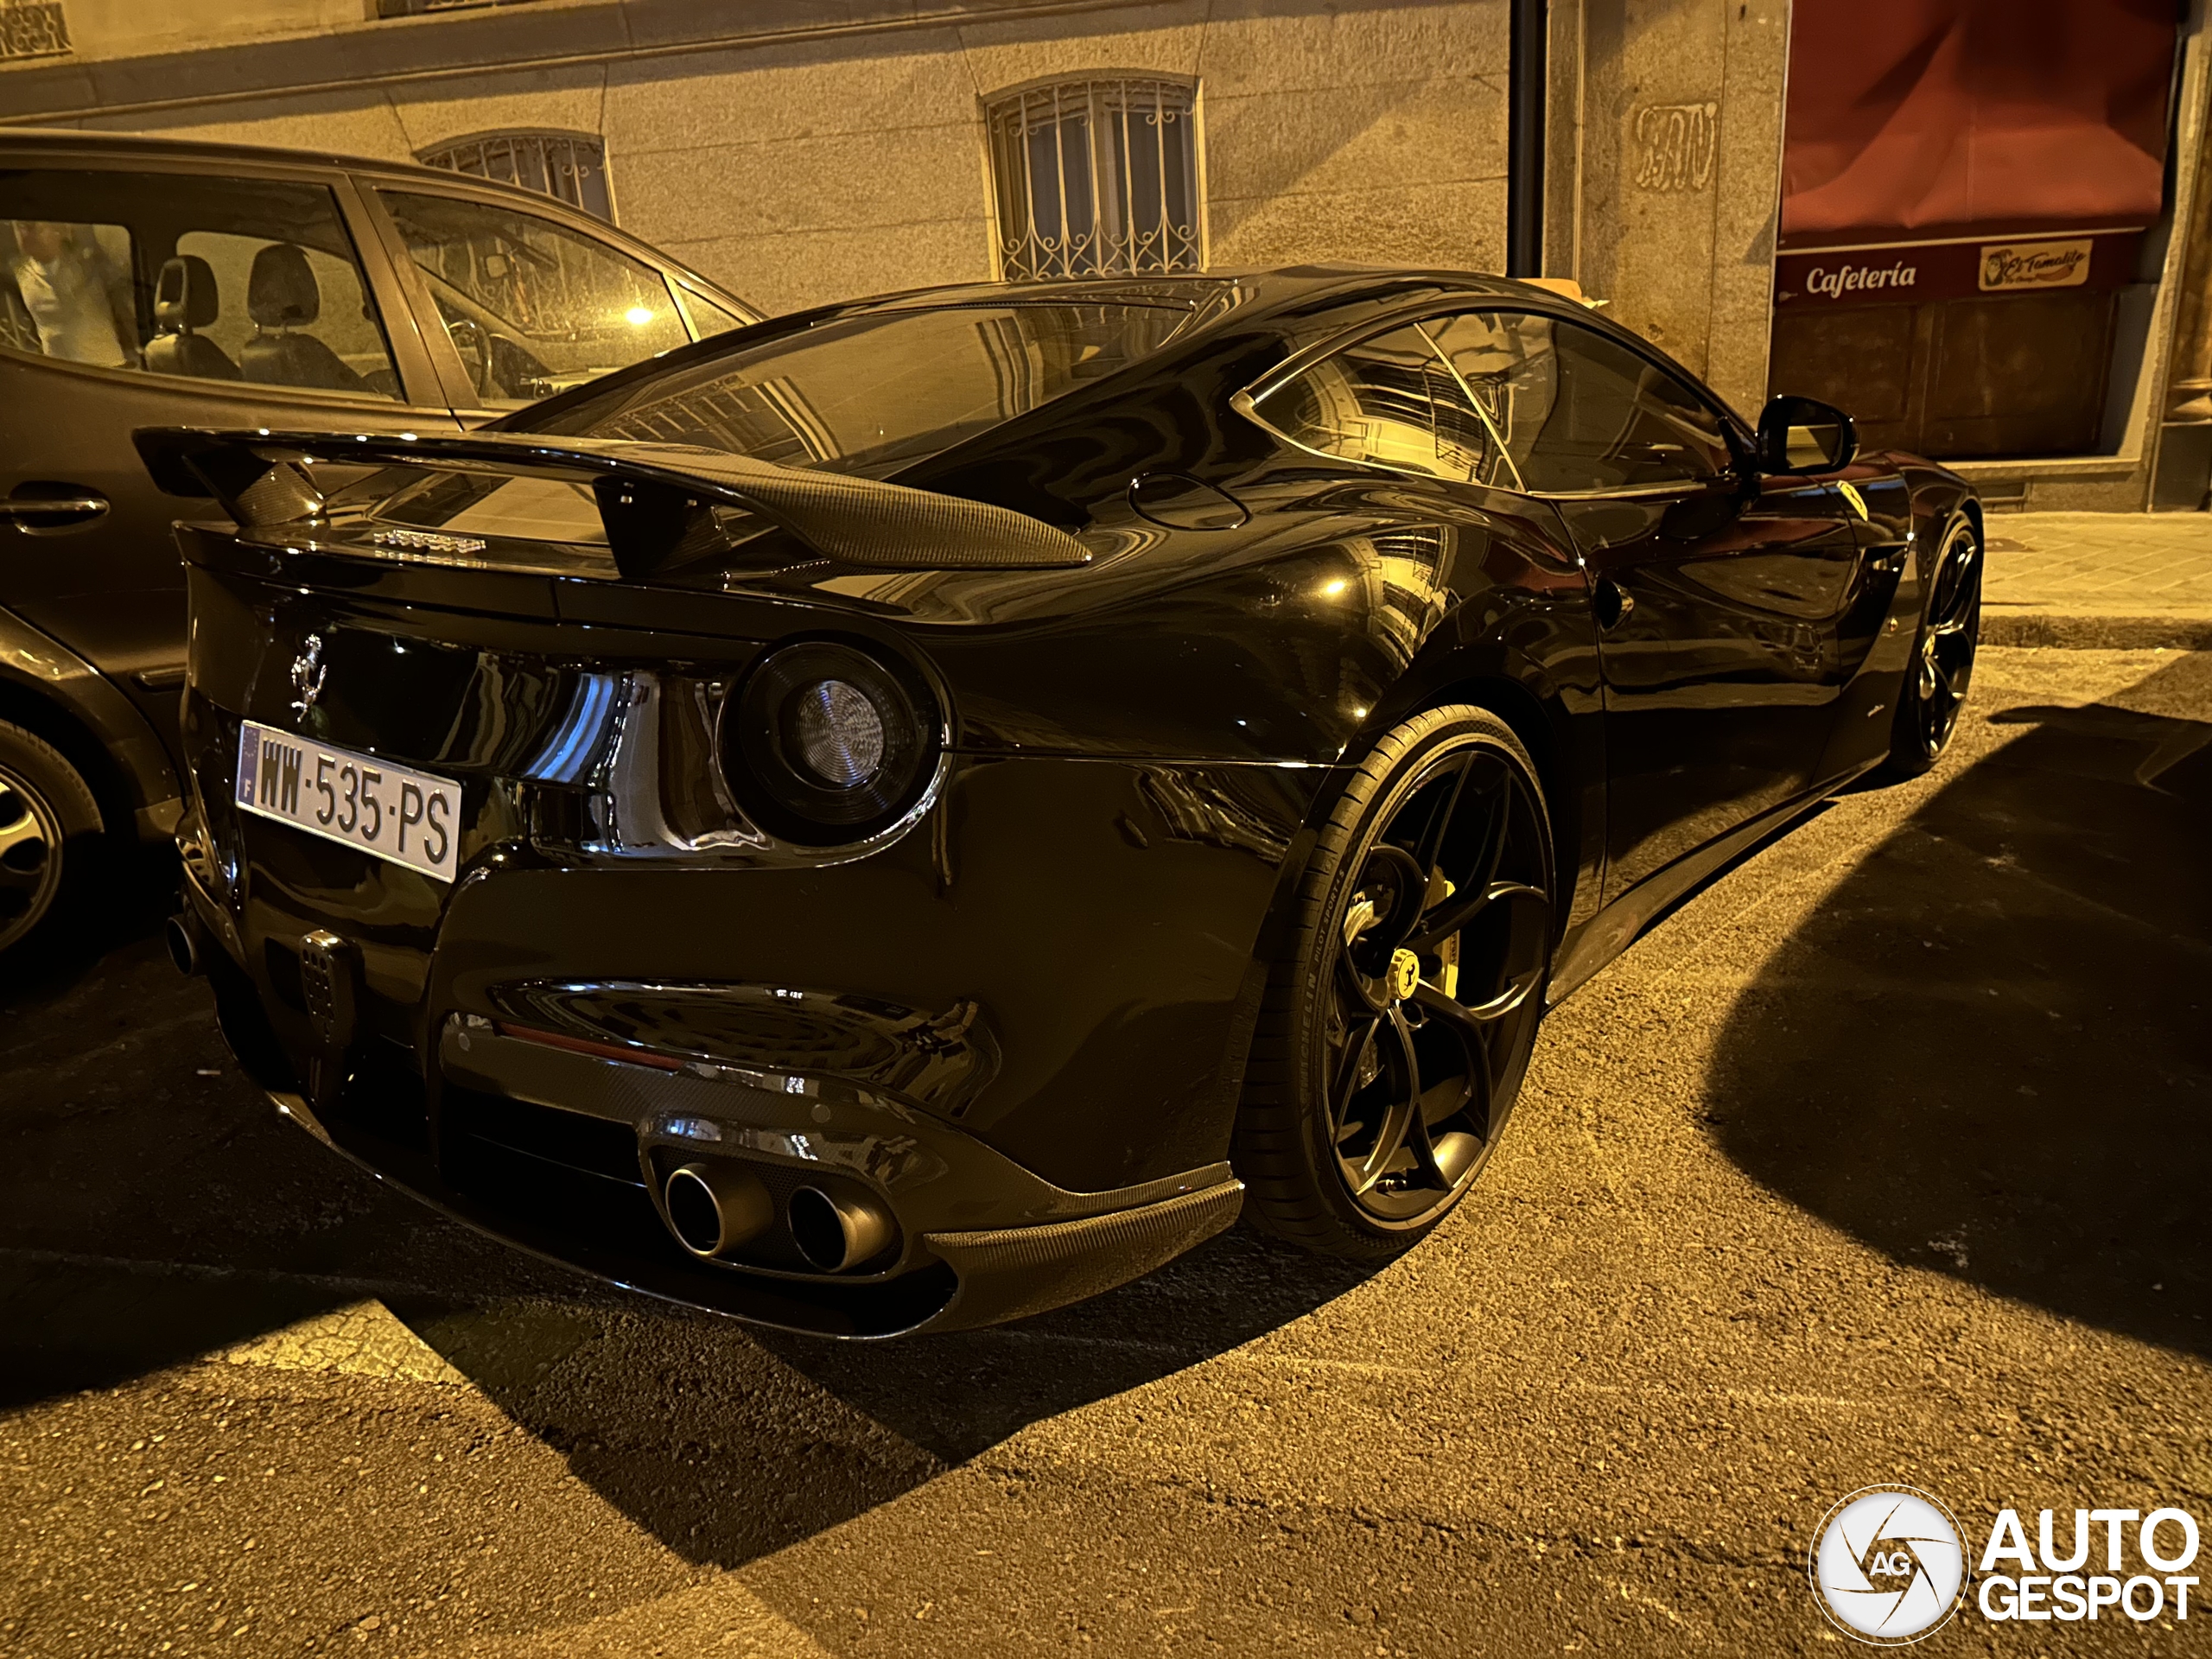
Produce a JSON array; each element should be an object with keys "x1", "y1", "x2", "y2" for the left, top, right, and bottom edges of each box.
[{"x1": 1774, "y1": 231, "x2": 2136, "y2": 307}]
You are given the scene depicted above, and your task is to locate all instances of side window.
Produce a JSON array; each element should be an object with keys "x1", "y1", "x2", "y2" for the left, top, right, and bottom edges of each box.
[
  {"x1": 176, "y1": 232, "x2": 394, "y2": 394},
  {"x1": 0, "y1": 169, "x2": 401, "y2": 399},
  {"x1": 1427, "y1": 310, "x2": 1734, "y2": 493},
  {"x1": 380, "y1": 189, "x2": 689, "y2": 408},
  {"x1": 1249, "y1": 324, "x2": 1476, "y2": 480}
]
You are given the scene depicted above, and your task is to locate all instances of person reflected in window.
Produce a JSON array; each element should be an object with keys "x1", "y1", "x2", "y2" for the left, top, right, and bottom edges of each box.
[{"x1": 8, "y1": 220, "x2": 137, "y2": 367}]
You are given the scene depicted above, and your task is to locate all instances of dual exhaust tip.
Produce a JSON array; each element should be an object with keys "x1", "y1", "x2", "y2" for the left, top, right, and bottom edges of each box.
[
  {"x1": 663, "y1": 1160, "x2": 893, "y2": 1274},
  {"x1": 168, "y1": 914, "x2": 888, "y2": 1274}
]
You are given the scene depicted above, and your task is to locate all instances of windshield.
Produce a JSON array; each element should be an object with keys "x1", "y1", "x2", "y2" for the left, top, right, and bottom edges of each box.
[{"x1": 527, "y1": 302, "x2": 1192, "y2": 477}]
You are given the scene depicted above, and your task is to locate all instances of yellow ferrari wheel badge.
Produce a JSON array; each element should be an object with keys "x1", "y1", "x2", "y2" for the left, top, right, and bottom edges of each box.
[{"x1": 1387, "y1": 948, "x2": 1422, "y2": 1002}]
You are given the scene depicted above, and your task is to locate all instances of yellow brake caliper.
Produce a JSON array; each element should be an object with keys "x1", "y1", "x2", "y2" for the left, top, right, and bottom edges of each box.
[{"x1": 1422, "y1": 871, "x2": 1459, "y2": 999}]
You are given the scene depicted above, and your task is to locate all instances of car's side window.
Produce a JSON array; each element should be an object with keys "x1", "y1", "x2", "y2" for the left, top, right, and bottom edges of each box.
[
  {"x1": 1250, "y1": 324, "x2": 1480, "y2": 481},
  {"x1": 0, "y1": 170, "x2": 403, "y2": 398},
  {"x1": 1250, "y1": 321, "x2": 1540, "y2": 489},
  {"x1": 378, "y1": 190, "x2": 690, "y2": 408},
  {"x1": 175, "y1": 230, "x2": 397, "y2": 397},
  {"x1": 1426, "y1": 310, "x2": 1734, "y2": 493}
]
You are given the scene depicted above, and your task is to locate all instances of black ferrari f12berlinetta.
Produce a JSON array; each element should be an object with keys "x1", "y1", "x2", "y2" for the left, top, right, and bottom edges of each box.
[{"x1": 145, "y1": 265, "x2": 1981, "y2": 1336}]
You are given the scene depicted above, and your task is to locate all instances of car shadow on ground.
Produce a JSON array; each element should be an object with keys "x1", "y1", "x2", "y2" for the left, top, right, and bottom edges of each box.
[
  {"x1": 368, "y1": 1225, "x2": 1376, "y2": 1567},
  {"x1": 1704, "y1": 661, "x2": 2212, "y2": 1362},
  {"x1": 0, "y1": 899, "x2": 1374, "y2": 1569}
]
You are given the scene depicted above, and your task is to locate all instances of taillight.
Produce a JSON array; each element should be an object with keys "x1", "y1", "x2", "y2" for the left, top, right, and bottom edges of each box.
[{"x1": 721, "y1": 640, "x2": 940, "y2": 845}]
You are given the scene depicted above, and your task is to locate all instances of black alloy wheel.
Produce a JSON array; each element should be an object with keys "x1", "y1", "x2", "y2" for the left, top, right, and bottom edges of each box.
[
  {"x1": 1885, "y1": 511, "x2": 1981, "y2": 777},
  {"x1": 0, "y1": 720, "x2": 99, "y2": 960},
  {"x1": 1236, "y1": 706, "x2": 1555, "y2": 1256}
]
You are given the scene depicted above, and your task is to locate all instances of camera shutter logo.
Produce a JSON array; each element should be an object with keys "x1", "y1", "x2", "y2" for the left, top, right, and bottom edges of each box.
[{"x1": 1810, "y1": 1486, "x2": 1968, "y2": 1644}]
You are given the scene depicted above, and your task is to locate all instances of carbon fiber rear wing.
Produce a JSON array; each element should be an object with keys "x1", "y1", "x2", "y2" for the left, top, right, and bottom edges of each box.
[{"x1": 132, "y1": 426, "x2": 1092, "y2": 579}]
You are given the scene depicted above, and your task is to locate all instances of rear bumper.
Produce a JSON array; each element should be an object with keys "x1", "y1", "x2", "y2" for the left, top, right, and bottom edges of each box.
[
  {"x1": 271, "y1": 1075, "x2": 1243, "y2": 1338},
  {"x1": 178, "y1": 862, "x2": 1245, "y2": 1338}
]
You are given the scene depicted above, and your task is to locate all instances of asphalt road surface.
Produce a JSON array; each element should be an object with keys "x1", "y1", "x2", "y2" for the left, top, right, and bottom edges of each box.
[{"x1": 3, "y1": 646, "x2": 2208, "y2": 1658}]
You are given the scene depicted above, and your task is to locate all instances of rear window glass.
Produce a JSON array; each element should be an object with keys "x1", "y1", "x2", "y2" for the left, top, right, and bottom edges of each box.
[{"x1": 528, "y1": 302, "x2": 1192, "y2": 477}]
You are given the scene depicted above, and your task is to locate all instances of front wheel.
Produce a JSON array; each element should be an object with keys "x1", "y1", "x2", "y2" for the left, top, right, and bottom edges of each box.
[
  {"x1": 1234, "y1": 706, "x2": 1555, "y2": 1259},
  {"x1": 1882, "y1": 510, "x2": 1981, "y2": 778}
]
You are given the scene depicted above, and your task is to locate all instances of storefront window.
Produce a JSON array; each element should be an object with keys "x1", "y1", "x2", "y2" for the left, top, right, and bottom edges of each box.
[{"x1": 1769, "y1": 0, "x2": 2179, "y2": 461}]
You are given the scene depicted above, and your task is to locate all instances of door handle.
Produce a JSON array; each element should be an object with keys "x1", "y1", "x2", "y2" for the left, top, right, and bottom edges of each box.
[
  {"x1": 1594, "y1": 578, "x2": 1636, "y2": 630},
  {"x1": 2, "y1": 491, "x2": 110, "y2": 533}
]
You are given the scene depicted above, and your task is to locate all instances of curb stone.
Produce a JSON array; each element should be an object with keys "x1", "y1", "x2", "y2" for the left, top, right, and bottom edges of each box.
[{"x1": 1979, "y1": 613, "x2": 2212, "y2": 651}]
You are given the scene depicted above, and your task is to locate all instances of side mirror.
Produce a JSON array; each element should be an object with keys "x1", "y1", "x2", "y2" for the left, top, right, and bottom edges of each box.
[{"x1": 1758, "y1": 395, "x2": 1857, "y2": 475}]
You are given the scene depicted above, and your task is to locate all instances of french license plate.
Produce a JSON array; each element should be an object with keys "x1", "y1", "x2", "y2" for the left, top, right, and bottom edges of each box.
[{"x1": 234, "y1": 720, "x2": 460, "y2": 882}]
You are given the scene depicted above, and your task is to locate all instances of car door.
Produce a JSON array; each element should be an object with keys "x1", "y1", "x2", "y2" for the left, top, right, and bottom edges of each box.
[
  {"x1": 1230, "y1": 316, "x2": 1611, "y2": 931},
  {"x1": 0, "y1": 156, "x2": 461, "y2": 768},
  {"x1": 1422, "y1": 309, "x2": 1876, "y2": 902},
  {"x1": 356, "y1": 181, "x2": 728, "y2": 419}
]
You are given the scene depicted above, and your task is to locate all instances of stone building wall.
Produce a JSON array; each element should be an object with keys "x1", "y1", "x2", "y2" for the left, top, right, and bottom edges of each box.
[
  {"x1": 10, "y1": 0, "x2": 1519, "y2": 322},
  {"x1": 1554, "y1": 0, "x2": 1789, "y2": 421}
]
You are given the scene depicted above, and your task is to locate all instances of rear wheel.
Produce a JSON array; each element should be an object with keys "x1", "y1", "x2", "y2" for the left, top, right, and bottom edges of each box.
[
  {"x1": 0, "y1": 721, "x2": 100, "y2": 961},
  {"x1": 1234, "y1": 706, "x2": 1555, "y2": 1258},
  {"x1": 1883, "y1": 511, "x2": 1981, "y2": 778}
]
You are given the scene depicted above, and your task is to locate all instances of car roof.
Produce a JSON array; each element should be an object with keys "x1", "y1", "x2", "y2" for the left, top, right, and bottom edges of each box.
[
  {"x1": 836, "y1": 266, "x2": 1747, "y2": 433},
  {"x1": 508, "y1": 260, "x2": 1675, "y2": 451},
  {"x1": 0, "y1": 124, "x2": 603, "y2": 218}
]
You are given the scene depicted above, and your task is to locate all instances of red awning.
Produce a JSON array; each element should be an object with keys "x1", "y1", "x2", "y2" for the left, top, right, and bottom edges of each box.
[{"x1": 1780, "y1": 0, "x2": 2179, "y2": 250}]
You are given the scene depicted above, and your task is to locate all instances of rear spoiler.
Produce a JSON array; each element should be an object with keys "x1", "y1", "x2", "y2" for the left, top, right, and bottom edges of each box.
[{"x1": 131, "y1": 426, "x2": 1092, "y2": 579}]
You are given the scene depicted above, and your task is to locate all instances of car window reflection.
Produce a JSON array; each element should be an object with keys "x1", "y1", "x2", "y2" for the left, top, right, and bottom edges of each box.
[
  {"x1": 381, "y1": 189, "x2": 690, "y2": 408},
  {"x1": 0, "y1": 171, "x2": 403, "y2": 400}
]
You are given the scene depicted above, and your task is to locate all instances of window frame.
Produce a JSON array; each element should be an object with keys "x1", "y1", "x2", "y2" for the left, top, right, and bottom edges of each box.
[
  {"x1": 981, "y1": 71, "x2": 1210, "y2": 282},
  {"x1": 0, "y1": 153, "x2": 451, "y2": 413},
  {"x1": 1234, "y1": 300, "x2": 1754, "y2": 500}
]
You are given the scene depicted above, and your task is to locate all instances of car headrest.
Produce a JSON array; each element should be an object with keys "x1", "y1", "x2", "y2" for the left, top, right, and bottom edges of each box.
[
  {"x1": 153, "y1": 255, "x2": 220, "y2": 331},
  {"x1": 247, "y1": 243, "x2": 321, "y2": 327}
]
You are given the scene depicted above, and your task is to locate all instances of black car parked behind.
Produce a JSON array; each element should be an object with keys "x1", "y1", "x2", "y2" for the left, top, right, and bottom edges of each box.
[{"x1": 0, "y1": 128, "x2": 758, "y2": 957}]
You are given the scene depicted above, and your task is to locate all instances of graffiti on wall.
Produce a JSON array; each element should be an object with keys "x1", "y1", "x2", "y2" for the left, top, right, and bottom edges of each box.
[{"x1": 1631, "y1": 102, "x2": 1719, "y2": 192}]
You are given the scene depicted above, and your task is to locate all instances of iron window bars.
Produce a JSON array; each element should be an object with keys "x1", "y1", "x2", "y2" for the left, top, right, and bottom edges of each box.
[
  {"x1": 985, "y1": 76, "x2": 1205, "y2": 281},
  {"x1": 0, "y1": 1, "x2": 69, "y2": 61},
  {"x1": 417, "y1": 130, "x2": 614, "y2": 223}
]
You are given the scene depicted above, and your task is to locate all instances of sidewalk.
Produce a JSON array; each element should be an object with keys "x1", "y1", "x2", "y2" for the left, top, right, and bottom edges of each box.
[{"x1": 1981, "y1": 511, "x2": 2212, "y2": 649}]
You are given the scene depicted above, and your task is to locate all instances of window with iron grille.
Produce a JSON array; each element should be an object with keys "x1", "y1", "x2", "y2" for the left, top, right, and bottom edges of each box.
[
  {"x1": 416, "y1": 130, "x2": 613, "y2": 222},
  {"x1": 984, "y1": 76, "x2": 1204, "y2": 281},
  {"x1": 0, "y1": 1, "x2": 70, "y2": 61}
]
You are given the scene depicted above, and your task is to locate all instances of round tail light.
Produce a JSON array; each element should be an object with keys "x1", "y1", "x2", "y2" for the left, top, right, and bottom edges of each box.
[{"x1": 721, "y1": 639, "x2": 939, "y2": 845}]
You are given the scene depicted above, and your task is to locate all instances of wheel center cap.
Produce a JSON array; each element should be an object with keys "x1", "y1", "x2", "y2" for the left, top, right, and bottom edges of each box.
[{"x1": 1386, "y1": 947, "x2": 1421, "y2": 1002}]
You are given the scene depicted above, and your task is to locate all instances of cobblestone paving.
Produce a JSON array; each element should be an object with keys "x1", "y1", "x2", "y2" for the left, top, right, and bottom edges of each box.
[{"x1": 1984, "y1": 511, "x2": 2212, "y2": 615}]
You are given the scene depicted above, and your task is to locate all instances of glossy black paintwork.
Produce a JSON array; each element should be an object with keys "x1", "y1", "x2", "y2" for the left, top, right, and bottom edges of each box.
[
  {"x1": 0, "y1": 129, "x2": 755, "y2": 838},
  {"x1": 170, "y1": 264, "x2": 1976, "y2": 1334},
  {"x1": 1564, "y1": 474, "x2": 1886, "y2": 897}
]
